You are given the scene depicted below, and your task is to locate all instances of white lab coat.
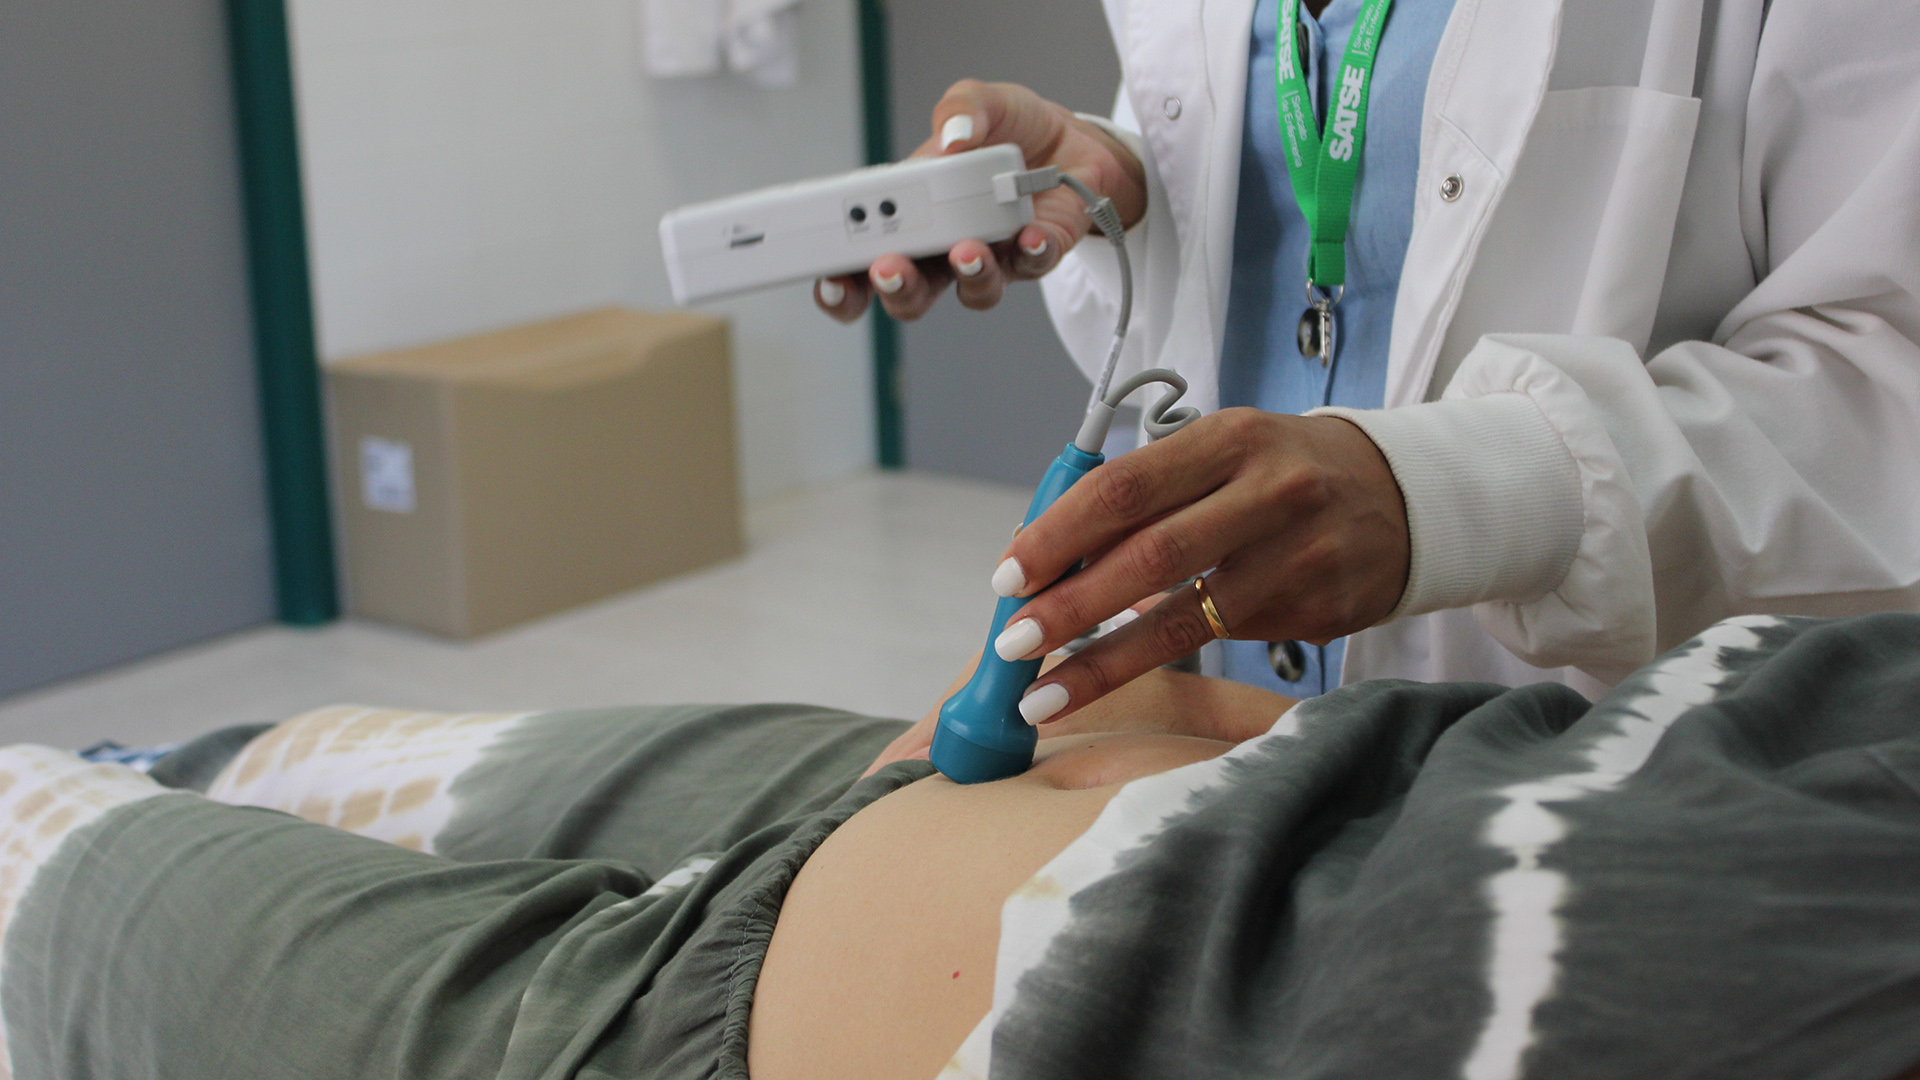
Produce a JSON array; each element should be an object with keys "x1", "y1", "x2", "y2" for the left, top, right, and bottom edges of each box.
[{"x1": 1042, "y1": 0, "x2": 1920, "y2": 693}]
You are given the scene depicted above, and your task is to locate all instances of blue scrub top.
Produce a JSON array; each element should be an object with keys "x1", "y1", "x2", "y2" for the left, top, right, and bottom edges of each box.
[{"x1": 1216, "y1": 0, "x2": 1455, "y2": 697}]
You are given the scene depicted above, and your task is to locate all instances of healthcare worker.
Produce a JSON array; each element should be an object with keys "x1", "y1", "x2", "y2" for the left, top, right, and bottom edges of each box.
[{"x1": 819, "y1": 0, "x2": 1920, "y2": 724}]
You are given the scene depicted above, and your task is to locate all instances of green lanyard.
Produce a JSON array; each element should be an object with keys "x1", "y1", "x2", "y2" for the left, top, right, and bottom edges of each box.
[{"x1": 1272, "y1": 0, "x2": 1393, "y2": 294}]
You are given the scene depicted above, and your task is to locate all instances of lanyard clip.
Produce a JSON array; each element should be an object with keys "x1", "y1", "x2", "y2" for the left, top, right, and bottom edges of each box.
[{"x1": 1300, "y1": 281, "x2": 1342, "y2": 368}]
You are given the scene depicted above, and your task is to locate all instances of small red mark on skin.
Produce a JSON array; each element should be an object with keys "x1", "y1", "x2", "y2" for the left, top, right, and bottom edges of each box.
[{"x1": 952, "y1": 971, "x2": 961, "y2": 980}]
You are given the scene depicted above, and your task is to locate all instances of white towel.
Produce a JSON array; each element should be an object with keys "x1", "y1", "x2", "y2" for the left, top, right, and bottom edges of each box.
[
  {"x1": 640, "y1": 0, "x2": 803, "y2": 87},
  {"x1": 726, "y1": 0, "x2": 802, "y2": 87},
  {"x1": 640, "y1": 0, "x2": 727, "y2": 77}
]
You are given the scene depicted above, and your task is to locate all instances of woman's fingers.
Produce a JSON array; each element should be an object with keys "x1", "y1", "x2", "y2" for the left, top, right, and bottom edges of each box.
[
  {"x1": 815, "y1": 275, "x2": 871, "y2": 322},
  {"x1": 950, "y1": 239, "x2": 1007, "y2": 309},
  {"x1": 869, "y1": 253, "x2": 955, "y2": 321},
  {"x1": 997, "y1": 412, "x2": 1254, "y2": 600},
  {"x1": 1016, "y1": 578, "x2": 1243, "y2": 725},
  {"x1": 929, "y1": 79, "x2": 1071, "y2": 171},
  {"x1": 1009, "y1": 221, "x2": 1071, "y2": 279},
  {"x1": 992, "y1": 492, "x2": 1268, "y2": 662}
]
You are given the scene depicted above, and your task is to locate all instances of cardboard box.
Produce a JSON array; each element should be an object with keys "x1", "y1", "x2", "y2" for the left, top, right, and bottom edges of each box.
[{"x1": 326, "y1": 307, "x2": 743, "y2": 638}]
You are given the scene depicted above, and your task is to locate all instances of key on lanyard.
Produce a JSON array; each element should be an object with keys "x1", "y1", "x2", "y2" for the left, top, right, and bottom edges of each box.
[{"x1": 1297, "y1": 283, "x2": 1341, "y2": 367}]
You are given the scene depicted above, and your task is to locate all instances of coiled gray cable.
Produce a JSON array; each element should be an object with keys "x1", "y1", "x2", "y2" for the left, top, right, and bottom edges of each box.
[
  {"x1": 1075, "y1": 367, "x2": 1202, "y2": 451},
  {"x1": 1048, "y1": 172, "x2": 1197, "y2": 453},
  {"x1": 995, "y1": 163, "x2": 1196, "y2": 452}
]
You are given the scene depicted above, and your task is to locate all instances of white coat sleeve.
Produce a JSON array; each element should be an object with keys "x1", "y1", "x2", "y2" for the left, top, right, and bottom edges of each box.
[
  {"x1": 1039, "y1": 86, "x2": 1152, "y2": 387},
  {"x1": 1324, "y1": 2, "x2": 1920, "y2": 681}
]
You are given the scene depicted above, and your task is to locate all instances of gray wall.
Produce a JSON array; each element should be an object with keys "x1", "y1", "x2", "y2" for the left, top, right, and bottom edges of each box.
[
  {"x1": 0, "y1": 0, "x2": 273, "y2": 698},
  {"x1": 888, "y1": 0, "x2": 1123, "y2": 486}
]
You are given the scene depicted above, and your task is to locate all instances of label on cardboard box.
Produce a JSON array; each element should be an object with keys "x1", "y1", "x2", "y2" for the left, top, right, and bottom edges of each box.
[{"x1": 360, "y1": 435, "x2": 416, "y2": 513}]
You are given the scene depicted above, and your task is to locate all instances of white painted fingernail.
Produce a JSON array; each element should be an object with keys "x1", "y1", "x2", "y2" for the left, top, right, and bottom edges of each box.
[
  {"x1": 1019, "y1": 683, "x2": 1070, "y2": 725},
  {"x1": 817, "y1": 278, "x2": 845, "y2": 305},
  {"x1": 994, "y1": 617, "x2": 1044, "y2": 661},
  {"x1": 956, "y1": 255, "x2": 985, "y2": 277},
  {"x1": 990, "y1": 557, "x2": 1026, "y2": 597},
  {"x1": 873, "y1": 270, "x2": 904, "y2": 294},
  {"x1": 1020, "y1": 235, "x2": 1049, "y2": 257},
  {"x1": 940, "y1": 114, "x2": 975, "y2": 150}
]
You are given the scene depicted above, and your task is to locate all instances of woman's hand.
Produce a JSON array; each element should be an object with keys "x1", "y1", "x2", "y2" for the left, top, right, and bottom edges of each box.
[
  {"x1": 861, "y1": 639, "x2": 1298, "y2": 778},
  {"x1": 815, "y1": 79, "x2": 1146, "y2": 324},
  {"x1": 989, "y1": 409, "x2": 1410, "y2": 725}
]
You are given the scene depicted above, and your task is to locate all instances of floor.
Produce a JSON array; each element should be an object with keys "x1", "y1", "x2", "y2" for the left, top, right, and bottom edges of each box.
[{"x1": 0, "y1": 472, "x2": 1030, "y2": 750}]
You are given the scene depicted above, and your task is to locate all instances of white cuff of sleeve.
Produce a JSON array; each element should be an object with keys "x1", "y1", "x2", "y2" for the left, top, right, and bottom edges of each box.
[{"x1": 1311, "y1": 394, "x2": 1585, "y2": 622}]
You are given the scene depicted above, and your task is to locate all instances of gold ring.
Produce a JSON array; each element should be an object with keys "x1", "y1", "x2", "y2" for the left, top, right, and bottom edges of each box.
[{"x1": 1194, "y1": 576, "x2": 1229, "y2": 639}]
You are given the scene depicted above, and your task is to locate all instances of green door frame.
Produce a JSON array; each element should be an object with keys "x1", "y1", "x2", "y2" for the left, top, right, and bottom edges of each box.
[
  {"x1": 226, "y1": 0, "x2": 338, "y2": 624},
  {"x1": 857, "y1": 0, "x2": 905, "y2": 469}
]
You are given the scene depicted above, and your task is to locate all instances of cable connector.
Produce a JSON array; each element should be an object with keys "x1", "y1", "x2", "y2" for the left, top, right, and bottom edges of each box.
[
  {"x1": 992, "y1": 160, "x2": 1178, "y2": 445},
  {"x1": 994, "y1": 168, "x2": 1127, "y2": 243},
  {"x1": 1078, "y1": 194, "x2": 1126, "y2": 251},
  {"x1": 992, "y1": 166, "x2": 1062, "y2": 203}
]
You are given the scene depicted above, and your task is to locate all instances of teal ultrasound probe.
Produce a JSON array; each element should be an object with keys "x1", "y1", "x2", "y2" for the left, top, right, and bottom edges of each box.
[
  {"x1": 664, "y1": 156, "x2": 1200, "y2": 785},
  {"x1": 929, "y1": 172, "x2": 1198, "y2": 785}
]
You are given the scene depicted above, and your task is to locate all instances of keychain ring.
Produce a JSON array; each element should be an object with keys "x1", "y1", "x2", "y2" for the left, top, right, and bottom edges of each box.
[{"x1": 1304, "y1": 280, "x2": 1345, "y2": 309}]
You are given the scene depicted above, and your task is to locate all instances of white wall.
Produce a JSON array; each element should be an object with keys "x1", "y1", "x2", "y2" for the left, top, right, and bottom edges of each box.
[{"x1": 287, "y1": 0, "x2": 873, "y2": 501}]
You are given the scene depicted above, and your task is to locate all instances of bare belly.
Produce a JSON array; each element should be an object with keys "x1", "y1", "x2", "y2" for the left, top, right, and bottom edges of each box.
[{"x1": 747, "y1": 733, "x2": 1233, "y2": 1080}]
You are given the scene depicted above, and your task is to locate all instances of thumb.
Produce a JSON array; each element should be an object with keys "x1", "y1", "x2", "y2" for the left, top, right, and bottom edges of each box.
[{"x1": 927, "y1": 79, "x2": 1071, "y2": 166}]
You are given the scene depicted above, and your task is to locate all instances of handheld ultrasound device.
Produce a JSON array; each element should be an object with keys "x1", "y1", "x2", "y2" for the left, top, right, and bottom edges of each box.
[
  {"x1": 659, "y1": 148, "x2": 1200, "y2": 784},
  {"x1": 660, "y1": 145, "x2": 1037, "y2": 305}
]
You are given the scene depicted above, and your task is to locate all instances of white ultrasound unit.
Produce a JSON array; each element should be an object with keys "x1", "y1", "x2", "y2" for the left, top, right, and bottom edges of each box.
[{"x1": 659, "y1": 145, "x2": 1037, "y2": 306}]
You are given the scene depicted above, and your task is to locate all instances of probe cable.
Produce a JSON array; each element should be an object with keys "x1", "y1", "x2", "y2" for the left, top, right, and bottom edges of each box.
[{"x1": 992, "y1": 165, "x2": 1199, "y2": 454}]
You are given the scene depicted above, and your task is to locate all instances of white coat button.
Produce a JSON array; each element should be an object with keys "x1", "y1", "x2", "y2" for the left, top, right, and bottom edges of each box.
[
  {"x1": 1163, "y1": 96, "x2": 1182, "y2": 120},
  {"x1": 1440, "y1": 173, "x2": 1464, "y2": 201}
]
